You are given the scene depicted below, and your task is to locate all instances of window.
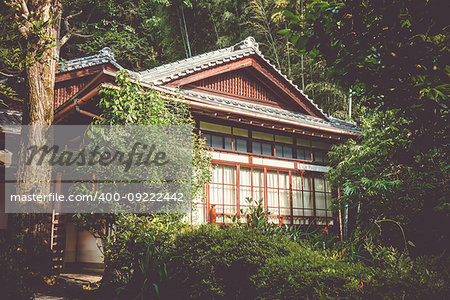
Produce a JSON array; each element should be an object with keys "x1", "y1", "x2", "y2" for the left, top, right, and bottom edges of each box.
[
  {"x1": 240, "y1": 168, "x2": 265, "y2": 222},
  {"x1": 252, "y1": 141, "x2": 272, "y2": 156},
  {"x1": 314, "y1": 176, "x2": 333, "y2": 224},
  {"x1": 205, "y1": 164, "x2": 334, "y2": 225},
  {"x1": 201, "y1": 121, "x2": 332, "y2": 163},
  {"x1": 296, "y1": 147, "x2": 311, "y2": 160},
  {"x1": 313, "y1": 149, "x2": 329, "y2": 163},
  {"x1": 275, "y1": 144, "x2": 293, "y2": 158},
  {"x1": 209, "y1": 165, "x2": 237, "y2": 223},
  {"x1": 234, "y1": 137, "x2": 248, "y2": 152},
  {"x1": 204, "y1": 133, "x2": 231, "y2": 150},
  {"x1": 267, "y1": 171, "x2": 290, "y2": 224}
]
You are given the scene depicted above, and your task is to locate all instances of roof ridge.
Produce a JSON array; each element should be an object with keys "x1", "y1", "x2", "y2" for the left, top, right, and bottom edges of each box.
[
  {"x1": 139, "y1": 37, "x2": 259, "y2": 76},
  {"x1": 58, "y1": 47, "x2": 122, "y2": 73},
  {"x1": 137, "y1": 37, "x2": 328, "y2": 120}
]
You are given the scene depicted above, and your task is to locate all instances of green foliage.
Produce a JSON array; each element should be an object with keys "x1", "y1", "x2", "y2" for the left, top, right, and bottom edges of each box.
[
  {"x1": 100, "y1": 214, "x2": 183, "y2": 298},
  {"x1": 0, "y1": 235, "x2": 34, "y2": 300},
  {"x1": 327, "y1": 108, "x2": 449, "y2": 254},
  {"x1": 73, "y1": 70, "x2": 211, "y2": 235},
  {"x1": 0, "y1": 215, "x2": 56, "y2": 299},
  {"x1": 255, "y1": 242, "x2": 449, "y2": 299},
  {"x1": 61, "y1": 0, "x2": 252, "y2": 70},
  {"x1": 109, "y1": 221, "x2": 449, "y2": 299},
  {"x1": 233, "y1": 197, "x2": 270, "y2": 228},
  {"x1": 165, "y1": 225, "x2": 292, "y2": 299},
  {"x1": 284, "y1": 0, "x2": 449, "y2": 256},
  {"x1": 97, "y1": 70, "x2": 211, "y2": 200},
  {"x1": 98, "y1": 71, "x2": 191, "y2": 126},
  {"x1": 96, "y1": 195, "x2": 448, "y2": 299},
  {"x1": 60, "y1": 0, "x2": 353, "y2": 120},
  {"x1": 284, "y1": 0, "x2": 449, "y2": 146}
]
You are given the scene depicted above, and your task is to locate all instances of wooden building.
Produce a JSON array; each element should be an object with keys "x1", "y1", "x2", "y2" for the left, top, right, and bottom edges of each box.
[{"x1": 0, "y1": 37, "x2": 359, "y2": 271}]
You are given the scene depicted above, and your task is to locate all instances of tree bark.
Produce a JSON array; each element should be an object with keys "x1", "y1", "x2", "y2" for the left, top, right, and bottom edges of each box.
[{"x1": 15, "y1": 0, "x2": 62, "y2": 202}]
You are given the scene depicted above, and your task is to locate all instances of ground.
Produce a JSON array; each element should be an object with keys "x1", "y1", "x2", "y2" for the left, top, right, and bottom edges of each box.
[{"x1": 34, "y1": 273, "x2": 101, "y2": 300}]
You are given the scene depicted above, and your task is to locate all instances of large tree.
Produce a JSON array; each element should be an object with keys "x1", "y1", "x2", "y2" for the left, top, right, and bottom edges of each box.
[
  {"x1": 1, "y1": 0, "x2": 90, "y2": 199},
  {"x1": 283, "y1": 0, "x2": 449, "y2": 253},
  {"x1": 284, "y1": 0, "x2": 449, "y2": 146}
]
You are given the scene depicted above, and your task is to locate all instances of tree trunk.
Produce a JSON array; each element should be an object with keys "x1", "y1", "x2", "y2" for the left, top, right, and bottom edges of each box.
[{"x1": 16, "y1": 1, "x2": 61, "y2": 201}]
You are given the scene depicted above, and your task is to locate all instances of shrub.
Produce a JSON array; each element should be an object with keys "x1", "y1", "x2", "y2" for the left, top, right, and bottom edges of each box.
[
  {"x1": 254, "y1": 243, "x2": 450, "y2": 299},
  {"x1": 99, "y1": 213, "x2": 183, "y2": 298},
  {"x1": 0, "y1": 249, "x2": 34, "y2": 300},
  {"x1": 163, "y1": 225, "x2": 294, "y2": 299},
  {"x1": 100, "y1": 211, "x2": 449, "y2": 299}
]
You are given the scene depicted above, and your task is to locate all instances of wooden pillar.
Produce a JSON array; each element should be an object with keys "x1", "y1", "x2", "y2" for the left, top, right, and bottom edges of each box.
[
  {"x1": 206, "y1": 182, "x2": 210, "y2": 223},
  {"x1": 236, "y1": 164, "x2": 240, "y2": 218},
  {"x1": 289, "y1": 171, "x2": 293, "y2": 225},
  {"x1": 263, "y1": 167, "x2": 268, "y2": 211}
]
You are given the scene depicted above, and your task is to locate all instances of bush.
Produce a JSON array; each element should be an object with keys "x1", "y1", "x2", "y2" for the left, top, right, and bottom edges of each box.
[
  {"x1": 99, "y1": 213, "x2": 183, "y2": 298},
  {"x1": 0, "y1": 249, "x2": 34, "y2": 300},
  {"x1": 163, "y1": 225, "x2": 293, "y2": 299},
  {"x1": 100, "y1": 213, "x2": 449, "y2": 299},
  {"x1": 254, "y1": 243, "x2": 369, "y2": 299},
  {"x1": 254, "y1": 244, "x2": 450, "y2": 299}
]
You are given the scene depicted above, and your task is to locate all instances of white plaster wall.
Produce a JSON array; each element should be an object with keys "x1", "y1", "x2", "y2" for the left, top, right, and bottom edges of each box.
[{"x1": 64, "y1": 221, "x2": 103, "y2": 264}]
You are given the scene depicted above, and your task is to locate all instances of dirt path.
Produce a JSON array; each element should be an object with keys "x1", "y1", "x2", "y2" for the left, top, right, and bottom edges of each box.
[{"x1": 34, "y1": 273, "x2": 102, "y2": 300}]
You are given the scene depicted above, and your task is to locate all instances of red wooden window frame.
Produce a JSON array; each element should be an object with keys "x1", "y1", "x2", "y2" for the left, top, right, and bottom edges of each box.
[{"x1": 205, "y1": 163, "x2": 334, "y2": 226}]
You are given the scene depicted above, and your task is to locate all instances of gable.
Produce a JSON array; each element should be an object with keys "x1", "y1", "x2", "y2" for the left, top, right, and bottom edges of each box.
[
  {"x1": 185, "y1": 68, "x2": 301, "y2": 112},
  {"x1": 164, "y1": 56, "x2": 322, "y2": 117},
  {"x1": 140, "y1": 37, "x2": 327, "y2": 120}
]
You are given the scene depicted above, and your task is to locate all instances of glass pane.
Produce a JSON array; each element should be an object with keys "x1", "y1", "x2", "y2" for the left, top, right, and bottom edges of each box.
[
  {"x1": 315, "y1": 192, "x2": 326, "y2": 210},
  {"x1": 313, "y1": 149, "x2": 323, "y2": 162},
  {"x1": 325, "y1": 179, "x2": 332, "y2": 193},
  {"x1": 204, "y1": 134, "x2": 212, "y2": 147},
  {"x1": 296, "y1": 138, "x2": 310, "y2": 147},
  {"x1": 303, "y1": 191, "x2": 313, "y2": 216},
  {"x1": 279, "y1": 172, "x2": 289, "y2": 189},
  {"x1": 292, "y1": 191, "x2": 303, "y2": 211},
  {"x1": 283, "y1": 146, "x2": 293, "y2": 158},
  {"x1": 292, "y1": 174, "x2": 302, "y2": 190},
  {"x1": 314, "y1": 176, "x2": 325, "y2": 192},
  {"x1": 235, "y1": 138, "x2": 247, "y2": 152},
  {"x1": 252, "y1": 141, "x2": 261, "y2": 154},
  {"x1": 296, "y1": 147, "x2": 307, "y2": 160},
  {"x1": 233, "y1": 127, "x2": 248, "y2": 137},
  {"x1": 262, "y1": 143, "x2": 272, "y2": 156},
  {"x1": 275, "y1": 135, "x2": 293, "y2": 144},
  {"x1": 275, "y1": 144, "x2": 283, "y2": 157},
  {"x1": 324, "y1": 152, "x2": 329, "y2": 163},
  {"x1": 253, "y1": 169, "x2": 264, "y2": 187},
  {"x1": 267, "y1": 171, "x2": 278, "y2": 188},
  {"x1": 279, "y1": 189, "x2": 290, "y2": 208},
  {"x1": 303, "y1": 175, "x2": 313, "y2": 191},
  {"x1": 212, "y1": 135, "x2": 223, "y2": 148},
  {"x1": 199, "y1": 121, "x2": 231, "y2": 134},
  {"x1": 224, "y1": 137, "x2": 232, "y2": 150},
  {"x1": 326, "y1": 193, "x2": 333, "y2": 217}
]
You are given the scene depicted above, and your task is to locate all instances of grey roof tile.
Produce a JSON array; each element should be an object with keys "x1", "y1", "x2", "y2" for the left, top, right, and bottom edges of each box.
[
  {"x1": 3, "y1": 37, "x2": 358, "y2": 135},
  {"x1": 138, "y1": 37, "x2": 330, "y2": 121},
  {"x1": 160, "y1": 87, "x2": 359, "y2": 134},
  {"x1": 57, "y1": 47, "x2": 123, "y2": 74},
  {"x1": 0, "y1": 109, "x2": 22, "y2": 132}
]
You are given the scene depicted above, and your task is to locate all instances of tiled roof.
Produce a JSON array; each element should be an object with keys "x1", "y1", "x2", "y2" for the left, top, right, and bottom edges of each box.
[
  {"x1": 138, "y1": 37, "x2": 327, "y2": 120},
  {"x1": 57, "y1": 47, "x2": 123, "y2": 73},
  {"x1": 0, "y1": 38, "x2": 359, "y2": 136},
  {"x1": 161, "y1": 87, "x2": 359, "y2": 134},
  {"x1": 0, "y1": 109, "x2": 22, "y2": 132}
]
